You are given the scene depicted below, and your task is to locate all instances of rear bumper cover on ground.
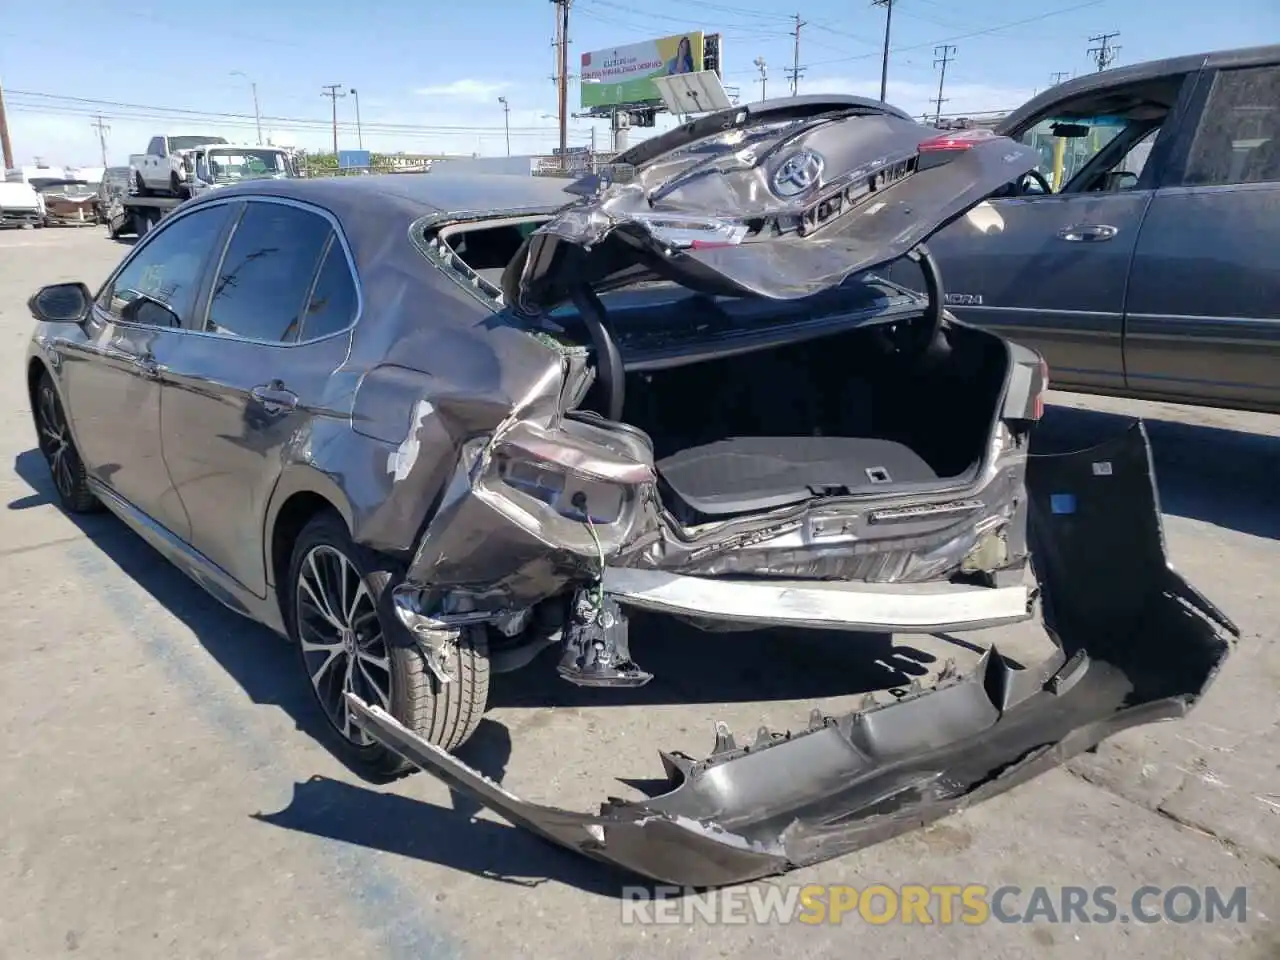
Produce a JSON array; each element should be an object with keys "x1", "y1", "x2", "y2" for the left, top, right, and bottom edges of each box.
[{"x1": 347, "y1": 421, "x2": 1237, "y2": 888}]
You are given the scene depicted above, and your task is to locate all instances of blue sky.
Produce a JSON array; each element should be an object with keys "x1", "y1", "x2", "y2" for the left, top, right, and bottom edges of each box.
[{"x1": 1, "y1": 0, "x2": 1276, "y2": 166}]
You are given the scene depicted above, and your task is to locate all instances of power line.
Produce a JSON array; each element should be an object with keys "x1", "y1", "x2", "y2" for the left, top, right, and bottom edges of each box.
[
  {"x1": 785, "y1": 13, "x2": 806, "y2": 96},
  {"x1": 4, "y1": 89, "x2": 582, "y2": 136},
  {"x1": 320, "y1": 84, "x2": 345, "y2": 154},
  {"x1": 932, "y1": 44, "x2": 957, "y2": 123},
  {"x1": 1087, "y1": 32, "x2": 1120, "y2": 72},
  {"x1": 872, "y1": 0, "x2": 895, "y2": 102},
  {"x1": 90, "y1": 115, "x2": 111, "y2": 168}
]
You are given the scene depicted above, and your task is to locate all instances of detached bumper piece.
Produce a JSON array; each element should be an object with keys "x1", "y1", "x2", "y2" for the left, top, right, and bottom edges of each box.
[{"x1": 347, "y1": 422, "x2": 1237, "y2": 889}]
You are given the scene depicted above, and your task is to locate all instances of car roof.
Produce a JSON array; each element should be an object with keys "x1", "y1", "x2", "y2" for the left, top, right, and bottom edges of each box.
[
  {"x1": 195, "y1": 171, "x2": 576, "y2": 219},
  {"x1": 998, "y1": 42, "x2": 1280, "y2": 133}
]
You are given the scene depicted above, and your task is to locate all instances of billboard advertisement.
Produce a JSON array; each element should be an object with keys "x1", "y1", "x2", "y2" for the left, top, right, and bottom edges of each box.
[{"x1": 580, "y1": 32, "x2": 705, "y2": 109}]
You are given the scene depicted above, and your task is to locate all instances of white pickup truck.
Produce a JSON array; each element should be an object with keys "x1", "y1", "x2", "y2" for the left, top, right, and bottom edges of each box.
[{"x1": 128, "y1": 134, "x2": 230, "y2": 197}]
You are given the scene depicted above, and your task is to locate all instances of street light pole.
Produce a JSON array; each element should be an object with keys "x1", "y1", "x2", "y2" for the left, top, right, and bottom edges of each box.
[
  {"x1": 231, "y1": 71, "x2": 263, "y2": 144},
  {"x1": 349, "y1": 88, "x2": 363, "y2": 150},
  {"x1": 497, "y1": 96, "x2": 511, "y2": 156},
  {"x1": 753, "y1": 56, "x2": 767, "y2": 101}
]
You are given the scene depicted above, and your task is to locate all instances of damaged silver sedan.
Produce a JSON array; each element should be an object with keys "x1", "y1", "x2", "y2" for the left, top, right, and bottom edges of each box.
[{"x1": 25, "y1": 95, "x2": 1237, "y2": 887}]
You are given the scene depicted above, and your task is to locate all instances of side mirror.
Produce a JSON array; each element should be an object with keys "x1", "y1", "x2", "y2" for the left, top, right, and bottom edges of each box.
[
  {"x1": 120, "y1": 293, "x2": 181, "y2": 328},
  {"x1": 28, "y1": 282, "x2": 91, "y2": 323}
]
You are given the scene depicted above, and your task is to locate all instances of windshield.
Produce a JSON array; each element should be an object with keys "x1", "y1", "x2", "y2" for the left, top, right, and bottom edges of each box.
[
  {"x1": 37, "y1": 181, "x2": 96, "y2": 197},
  {"x1": 170, "y1": 135, "x2": 228, "y2": 151},
  {"x1": 203, "y1": 149, "x2": 290, "y2": 181}
]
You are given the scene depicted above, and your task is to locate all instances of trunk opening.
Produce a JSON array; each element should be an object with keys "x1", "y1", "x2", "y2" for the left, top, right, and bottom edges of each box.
[{"x1": 612, "y1": 320, "x2": 1009, "y2": 525}]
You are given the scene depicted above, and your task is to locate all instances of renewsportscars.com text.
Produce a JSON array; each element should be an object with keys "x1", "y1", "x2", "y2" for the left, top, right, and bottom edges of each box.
[{"x1": 620, "y1": 884, "x2": 1250, "y2": 926}]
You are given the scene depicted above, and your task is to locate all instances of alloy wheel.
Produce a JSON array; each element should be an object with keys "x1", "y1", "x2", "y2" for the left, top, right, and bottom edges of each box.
[
  {"x1": 295, "y1": 544, "x2": 393, "y2": 744},
  {"x1": 36, "y1": 383, "x2": 76, "y2": 502}
]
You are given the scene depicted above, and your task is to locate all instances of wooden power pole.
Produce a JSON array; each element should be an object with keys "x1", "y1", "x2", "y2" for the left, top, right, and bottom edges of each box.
[
  {"x1": 0, "y1": 77, "x2": 13, "y2": 170},
  {"x1": 321, "y1": 83, "x2": 345, "y2": 156},
  {"x1": 551, "y1": 0, "x2": 572, "y2": 169}
]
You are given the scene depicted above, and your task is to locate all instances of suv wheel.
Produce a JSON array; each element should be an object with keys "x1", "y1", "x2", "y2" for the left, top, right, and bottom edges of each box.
[
  {"x1": 285, "y1": 511, "x2": 490, "y2": 778},
  {"x1": 34, "y1": 371, "x2": 100, "y2": 514}
]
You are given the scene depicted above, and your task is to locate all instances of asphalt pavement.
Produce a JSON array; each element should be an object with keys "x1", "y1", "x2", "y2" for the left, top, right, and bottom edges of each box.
[{"x1": 0, "y1": 226, "x2": 1276, "y2": 959}]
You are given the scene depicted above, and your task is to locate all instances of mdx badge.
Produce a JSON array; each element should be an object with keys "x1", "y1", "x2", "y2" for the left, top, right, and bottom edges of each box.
[{"x1": 771, "y1": 150, "x2": 825, "y2": 197}]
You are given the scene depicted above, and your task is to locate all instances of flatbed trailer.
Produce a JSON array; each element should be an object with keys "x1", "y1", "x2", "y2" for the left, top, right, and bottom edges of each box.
[{"x1": 106, "y1": 194, "x2": 186, "y2": 240}]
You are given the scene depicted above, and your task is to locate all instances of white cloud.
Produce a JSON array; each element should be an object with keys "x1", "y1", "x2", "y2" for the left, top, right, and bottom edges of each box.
[{"x1": 414, "y1": 79, "x2": 511, "y2": 101}]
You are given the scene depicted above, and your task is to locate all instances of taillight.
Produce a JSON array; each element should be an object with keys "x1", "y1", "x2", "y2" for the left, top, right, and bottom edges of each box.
[
  {"x1": 916, "y1": 127, "x2": 1000, "y2": 170},
  {"x1": 1033, "y1": 357, "x2": 1050, "y2": 420},
  {"x1": 917, "y1": 128, "x2": 999, "y2": 152}
]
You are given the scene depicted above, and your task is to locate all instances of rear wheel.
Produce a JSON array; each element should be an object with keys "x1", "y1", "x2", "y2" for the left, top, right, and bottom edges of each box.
[
  {"x1": 286, "y1": 512, "x2": 490, "y2": 778},
  {"x1": 33, "y1": 371, "x2": 100, "y2": 514},
  {"x1": 133, "y1": 170, "x2": 150, "y2": 197},
  {"x1": 169, "y1": 171, "x2": 189, "y2": 199}
]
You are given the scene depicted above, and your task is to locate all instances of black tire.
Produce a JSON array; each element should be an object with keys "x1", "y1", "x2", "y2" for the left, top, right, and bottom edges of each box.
[
  {"x1": 285, "y1": 511, "x2": 490, "y2": 778},
  {"x1": 134, "y1": 171, "x2": 150, "y2": 197},
  {"x1": 169, "y1": 172, "x2": 189, "y2": 199},
  {"x1": 33, "y1": 370, "x2": 101, "y2": 514}
]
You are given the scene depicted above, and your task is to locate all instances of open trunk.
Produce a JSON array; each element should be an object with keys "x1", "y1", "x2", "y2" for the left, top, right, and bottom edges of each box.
[{"x1": 617, "y1": 318, "x2": 1007, "y2": 524}]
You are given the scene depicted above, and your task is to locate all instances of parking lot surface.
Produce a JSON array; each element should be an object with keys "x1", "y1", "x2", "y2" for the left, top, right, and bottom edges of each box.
[{"x1": 1, "y1": 227, "x2": 1276, "y2": 959}]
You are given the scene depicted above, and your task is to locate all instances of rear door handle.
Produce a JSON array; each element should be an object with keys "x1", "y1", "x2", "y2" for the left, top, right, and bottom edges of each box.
[
  {"x1": 1057, "y1": 223, "x2": 1118, "y2": 242},
  {"x1": 250, "y1": 381, "x2": 299, "y2": 413},
  {"x1": 134, "y1": 354, "x2": 164, "y2": 379}
]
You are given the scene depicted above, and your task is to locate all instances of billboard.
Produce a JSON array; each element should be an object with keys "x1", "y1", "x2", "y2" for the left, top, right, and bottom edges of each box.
[
  {"x1": 338, "y1": 150, "x2": 371, "y2": 169},
  {"x1": 580, "y1": 32, "x2": 705, "y2": 109}
]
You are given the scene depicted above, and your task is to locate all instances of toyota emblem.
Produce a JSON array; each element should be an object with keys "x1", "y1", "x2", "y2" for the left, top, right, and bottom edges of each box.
[{"x1": 771, "y1": 150, "x2": 825, "y2": 197}]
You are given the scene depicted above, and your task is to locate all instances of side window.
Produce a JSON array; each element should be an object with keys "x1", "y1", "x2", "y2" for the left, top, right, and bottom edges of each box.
[
  {"x1": 100, "y1": 206, "x2": 231, "y2": 326},
  {"x1": 1184, "y1": 65, "x2": 1280, "y2": 186},
  {"x1": 205, "y1": 202, "x2": 333, "y2": 343},
  {"x1": 147, "y1": 137, "x2": 165, "y2": 157},
  {"x1": 299, "y1": 240, "x2": 358, "y2": 341}
]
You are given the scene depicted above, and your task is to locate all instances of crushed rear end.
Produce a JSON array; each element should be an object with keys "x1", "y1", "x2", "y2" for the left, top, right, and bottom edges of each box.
[{"x1": 347, "y1": 97, "x2": 1237, "y2": 886}]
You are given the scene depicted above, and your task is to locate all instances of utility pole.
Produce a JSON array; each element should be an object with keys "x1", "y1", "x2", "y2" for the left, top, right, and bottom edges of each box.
[
  {"x1": 231, "y1": 72, "x2": 263, "y2": 145},
  {"x1": 1050, "y1": 70, "x2": 1071, "y2": 86},
  {"x1": 90, "y1": 115, "x2": 111, "y2": 168},
  {"x1": 931, "y1": 44, "x2": 956, "y2": 124},
  {"x1": 753, "y1": 56, "x2": 767, "y2": 102},
  {"x1": 321, "y1": 84, "x2": 345, "y2": 156},
  {"x1": 0, "y1": 76, "x2": 13, "y2": 170},
  {"x1": 551, "y1": 0, "x2": 572, "y2": 169},
  {"x1": 1087, "y1": 33, "x2": 1120, "y2": 72},
  {"x1": 349, "y1": 88, "x2": 364, "y2": 149},
  {"x1": 873, "y1": 0, "x2": 894, "y2": 102},
  {"x1": 497, "y1": 96, "x2": 511, "y2": 156},
  {"x1": 785, "y1": 14, "x2": 806, "y2": 96}
]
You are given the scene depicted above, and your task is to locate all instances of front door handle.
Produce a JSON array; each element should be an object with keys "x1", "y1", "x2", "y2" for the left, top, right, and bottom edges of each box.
[
  {"x1": 1057, "y1": 223, "x2": 1118, "y2": 242},
  {"x1": 250, "y1": 380, "x2": 299, "y2": 413}
]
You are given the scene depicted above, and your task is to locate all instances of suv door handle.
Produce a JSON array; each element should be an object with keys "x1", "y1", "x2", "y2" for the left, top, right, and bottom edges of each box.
[
  {"x1": 250, "y1": 381, "x2": 298, "y2": 413},
  {"x1": 1057, "y1": 223, "x2": 1118, "y2": 242}
]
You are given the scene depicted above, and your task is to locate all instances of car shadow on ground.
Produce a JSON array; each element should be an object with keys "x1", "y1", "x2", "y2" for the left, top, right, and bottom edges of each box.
[{"x1": 1033, "y1": 403, "x2": 1280, "y2": 541}]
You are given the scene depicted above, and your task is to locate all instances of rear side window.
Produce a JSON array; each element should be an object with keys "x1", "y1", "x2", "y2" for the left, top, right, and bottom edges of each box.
[
  {"x1": 299, "y1": 240, "x2": 358, "y2": 340},
  {"x1": 1183, "y1": 65, "x2": 1280, "y2": 186},
  {"x1": 206, "y1": 201, "x2": 333, "y2": 342}
]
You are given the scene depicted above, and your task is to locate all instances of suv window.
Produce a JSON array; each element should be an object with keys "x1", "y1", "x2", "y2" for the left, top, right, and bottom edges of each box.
[
  {"x1": 299, "y1": 240, "x2": 358, "y2": 340},
  {"x1": 1184, "y1": 65, "x2": 1280, "y2": 186},
  {"x1": 148, "y1": 137, "x2": 166, "y2": 156},
  {"x1": 205, "y1": 201, "x2": 333, "y2": 342},
  {"x1": 99, "y1": 206, "x2": 231, "y2": 326}
]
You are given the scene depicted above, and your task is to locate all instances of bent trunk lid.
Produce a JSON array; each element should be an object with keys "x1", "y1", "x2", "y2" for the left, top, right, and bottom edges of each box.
[{"x1": 504, "y1": 95, "x2": 1039, "y2": 315}]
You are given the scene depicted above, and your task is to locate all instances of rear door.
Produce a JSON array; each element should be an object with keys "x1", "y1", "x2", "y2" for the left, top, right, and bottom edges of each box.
[
  {"x1": 159, "y1": 197, "x2": 360, "y2": 597},
  {"x1": 1123, "y1": 62, "x2": 1280, "y2": 411},
  {"x1": 905, "y1": 73, "x2": 1197, "y2": 392}
]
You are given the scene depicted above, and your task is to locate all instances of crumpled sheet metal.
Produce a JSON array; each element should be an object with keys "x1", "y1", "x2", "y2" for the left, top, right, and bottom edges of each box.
[{"x1": 348, "y1": 421, "x2": 1237, "y2": 889}]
